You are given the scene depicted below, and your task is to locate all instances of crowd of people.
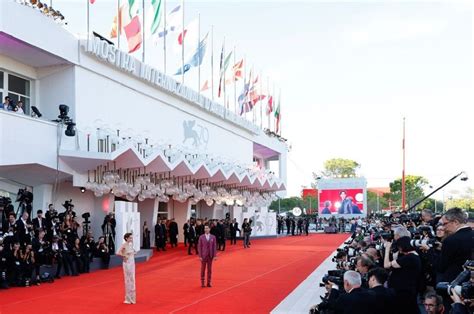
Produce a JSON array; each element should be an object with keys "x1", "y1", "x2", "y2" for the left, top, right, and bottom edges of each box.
[
  {"x1": 311, "y1": 208, "x2": 474, "y2": 314},
  {"x1": 277, "y1": 216, "x2": 311, "y2": 236},
  {"x1": 1, "y1": 96, "x2": 26, "y2": 114},
  {"x1": 147, "y1": 217, "x2": 254, "y2": 254},
  {"x1": 0, "y1": 202, "x2": 114, "y2": 288}
]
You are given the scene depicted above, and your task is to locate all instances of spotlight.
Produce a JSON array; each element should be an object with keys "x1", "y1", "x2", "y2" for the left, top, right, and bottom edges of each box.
[
  {"x1": 31, "y1": 106, "x2": 42, "y2": 118},
  {"x1": 460, "y1": 172, "x2": 469, "y2": 182},
  {"x1": 80, "y1": 187, "x2": 86, "y2": 193}
]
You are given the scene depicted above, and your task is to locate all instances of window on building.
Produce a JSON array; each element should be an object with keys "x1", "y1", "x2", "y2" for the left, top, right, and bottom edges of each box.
[
  {"x1": 8, "y1": 74, "x2": 30, "y2": 114},
  {"x1": 157, "y1": 202, "x2": 168, "y2": 220}
]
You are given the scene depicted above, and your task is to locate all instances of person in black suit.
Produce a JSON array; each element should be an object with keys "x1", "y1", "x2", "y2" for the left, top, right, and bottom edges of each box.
[
  {"x1": 187, "y1": 221, "x2": 198, "y2": 255},
  {"x1": 290, "y1": 218, "x2": 296, "y2": 236},
  {"x1": 384, "y1": 236, "x2": 422, "y2": 314},
  {"x1": 183, "y1": 220, "x2": 190, "y2": 247},
  {"x1": 437, "y1": 207, "x2": 474, "y2": 283},
  {"x1": 285, "y1": 217, "x2": 290, "y2": 235},
  {"x1": 154, "y1": 220, "x2": 165, "y2": 251},
  {"x1": 2, "y1": 212, "x2": 17, "y2": 235},
  {"x1": 337, "y1": 190, "x2": 352, "y2": 214},
  {"x1": 367, "y1": 267, "x2": 396, "y2": 314},
  {"x1": 32, "y1": 210, "x2": 47, "y2": 234},
  {"x1": 168, "y1": 218, "x2": 179, "y2": 248},
  {"x1": 328, "y1": 270, "x2": 377, "y2": 314},
  {"x1": 217, "y1": 221, "x2": 226, "y2": 251},
  {"x1": 229, "y1": 218, "x2": 240, "y2": 245},
  {"x1": 16, "y1": 212, "x2": 33, "y2": 246}
]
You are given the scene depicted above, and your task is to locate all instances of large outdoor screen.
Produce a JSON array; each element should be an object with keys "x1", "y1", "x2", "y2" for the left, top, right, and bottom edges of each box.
[{"x1": 319, "y1": 189, "x2": 364, "y2": 216}]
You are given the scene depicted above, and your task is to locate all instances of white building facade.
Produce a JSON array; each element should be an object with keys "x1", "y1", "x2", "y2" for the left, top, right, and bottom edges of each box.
[{"x1": 0, "y1": 1, "x2": 286, "y2": 245}]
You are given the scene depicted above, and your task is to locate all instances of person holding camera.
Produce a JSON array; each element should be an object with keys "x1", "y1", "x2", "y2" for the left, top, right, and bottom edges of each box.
[
  {"x1": 242, "y1": 218, "x2": 252, "y2": 248},
  {"x1": 384, "y1": 235, "x2": 422, "y2": 314},
  {"x1": 327, "y1": 270, "x2": 377, "y2": 314},
  {"x1": 437, "y1": 208, "x2": 474, "y2": 284},
  {"x1": 95, "y1": 236, "x2": 110, "y2": 269}
]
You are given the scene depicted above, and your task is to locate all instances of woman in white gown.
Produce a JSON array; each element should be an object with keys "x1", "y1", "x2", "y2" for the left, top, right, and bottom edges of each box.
[{"x1": 116, "y1": 233, "x2": 136, "y2": 304}]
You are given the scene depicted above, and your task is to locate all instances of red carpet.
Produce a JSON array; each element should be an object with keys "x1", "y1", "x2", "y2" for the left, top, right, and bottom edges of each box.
[{"x1": 0, "y1": 234, "x2": 347, "y2": 313}]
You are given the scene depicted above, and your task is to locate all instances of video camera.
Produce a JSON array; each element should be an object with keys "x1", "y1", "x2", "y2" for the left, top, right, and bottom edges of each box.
[
  {"x1": 319, "y1": 270, "x2": 346, "y2": 290},
  {"x1": 436, "y1": 260, "x2": 474, "y2": 299}
]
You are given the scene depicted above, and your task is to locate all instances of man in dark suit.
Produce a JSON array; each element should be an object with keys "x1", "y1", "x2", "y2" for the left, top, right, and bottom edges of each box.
[
  {"x1": 198, "y1": 224, "x2": 217, "y2": 287},
  {"x1": 160, "y1": 220, "x2": 167, "y2": 251},
  {"x1": 229, "y1": 218, "x2": 240, "y2": 245},
  {"x1": 437, "y1": 207, "x2": 474, "y2": 283},
  {"x1": 32, "y1": 210, "x2": 47, "y2": 233},
  {"x1": 168, "y1": 218, "x2": 178, "y2": 248},
  {"x1": 183, "y1": 220, "x2": 190, "y2": 247},
  {"x1": 285, "y1": 217, "x2": 291, "y2": 235},
  {"x1": 154, "y1": 220, "x2": 165, "y2": 251},
  {"x1": 216, "y1": 221, "x2": 226, "y2": 251},
  {"x1": 367, "y1": 267, "x2": 396, "y2": 314},
  {"x1": 16, "y1": 211, "x2": 32, "y2": 246},
  {"x1": 187, "y1": 221, "x2": 198, "y2": 255},
  {"x1": 328, "y1": 270, "x2": 377, "y2": 314}
]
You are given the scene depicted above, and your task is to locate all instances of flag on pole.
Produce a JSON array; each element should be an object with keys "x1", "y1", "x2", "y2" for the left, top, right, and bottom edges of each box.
[
  {"x1": 217, "y1": 44, "x2": 225, "y2": 97},
  {"x1": 150, "y1": 0, "x2": 162, "y2": 35},
  {"x1": 127, "y1": 0, "x2": 137, "y2": 18},
  {"x1": 90, "y1": 0, "x2": 96, "y2": 4},
  {"x1": 157, "y1": 5, "x2": 182, "y2": 38},
  {"x1": 174, "y1": 33, "x2": 209, "y2": 75},
  {"x1": 274, "y1": 96, "x2": 281, "y2": 133},
  {"x1": 225, "y1": 59, "x2": 243, "y2": 85},
  {"x1": 266, "y1": 95, "x2": 273, "y2": 115},
  {"x1": 201, "y1": 80, "x2": 210, "y2": 91},
  {"x1": 110, "y1": 4, "x2": 130, "y2": 39},
  {"x1": 124, "y1": 15, "x2": 142, "y2": 53},
  {"x1": 176, "y1": 18, "x2": 199, "y2": 52},
  {"x1": 218, "y1": 51, "x2": 233, "y2": 97}
]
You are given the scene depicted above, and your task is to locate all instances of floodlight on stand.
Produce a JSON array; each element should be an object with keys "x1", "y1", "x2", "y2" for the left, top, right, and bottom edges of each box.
[
  {"x1": 65, "y1": 121, "x2": 76, "y2": 137},
  {"x1": 58, "y1": 104, "x2": 69, "y2": 120},
  {"x1": 31, "y1": 106, "x2": 42, "y2": 118}
]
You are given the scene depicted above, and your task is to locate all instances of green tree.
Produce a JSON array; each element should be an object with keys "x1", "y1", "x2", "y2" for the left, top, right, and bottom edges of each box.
[
  {"x1": 367, "y1": 191, "x2": 389, "y2": 214},
  {"x1": 312, "y1": 158, "x2": 360, "y2": 185},
  {"x1": 269, "y1": 197, "x2": 305, "y2": 213},
  {"x1": 446, "y1": 198, "x2": 474, "y2": 212},
  {"x1": 387, "y1": 175, "x2": 428, "y2": 209},
  {"x1": 418, "y1": 198, "x2": 444, "y2": 213}
]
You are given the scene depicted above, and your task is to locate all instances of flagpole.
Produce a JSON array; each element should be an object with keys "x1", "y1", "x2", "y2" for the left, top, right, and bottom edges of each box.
[
  {"x1": 242, "y1": 55, "x2": 246, "y2": 118},
  {"x1": 211, "y1": 25, "x2": 214, "y2": 101},
  {"x1": 163, "y1": 0, "x2": 167, "y2": 74},
  {"x1": 86, "y1": 0, "x2": 90, "y2": 46},
  {"x1": 279, "y1": 88, "x2": 282, "y2": 135},
  {"x1": 181, "y1": 0, "x2": 185, "y2": 85},
  {"x1": 223, "y1": 38, "x2": 227, "y2": 109},
  {"x1": 267, "y1": 78, "x2": 272, "y2": 130},
  {"x1": 259, "y1": 70, "x2": 263, "y2": 129},
  {"x1": 402, "y1": 117, "x2": 406, "y2": 210},
  {"x1": 198, "y1": 13, "x2": 201, "y2": 96},
  {"x1": 142, "y1": 0, "x2": 145, "y2": 63},
  {"x1": 117, "y1": 0, "x2": 121, "y2": 50},
  {"x1": 233, "y1": 46, "x2": 237, "y2": 114}
]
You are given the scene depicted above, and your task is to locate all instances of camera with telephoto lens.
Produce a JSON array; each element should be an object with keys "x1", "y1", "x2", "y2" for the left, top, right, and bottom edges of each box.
[
  {"x1": 319, "y1": 270, "x2": 345, "y2": 289},
  {"x1": 410, "y1": 238, "x2": 439, "y2": 248},
  {"x1": 436, "y1": 260, "x2": 474, "y2": 298}
]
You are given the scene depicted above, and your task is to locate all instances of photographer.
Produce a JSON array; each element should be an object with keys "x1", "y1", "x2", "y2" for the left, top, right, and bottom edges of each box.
[
  {"x1": 367, "y1": 267, "x2": 396, "y2": 314},
  {"x1": 95, "y1": 236, "x2": 110, "y2": 269},
  {"x1": 80, "y1": 232, "x2": 95, "y2": 273},
  {"x1": 438, "y1": 208, "x2": 474, "y2": 283},
  {"x1": 0, "y1": 241, "x2": 9, "y2": 289},
  {"x1": 355, "y1": 255, "x2": 375, "y2": 280},
  {"x1": 384, "y1": 236, "x2": 422, "y2": 314},
  {"x1": 449, "y1": 277, "x2": 473, "y2": 314},
  {"x1": 32, "y1": 229, "x2": 51, "y2": 282},
  {"x1": 327, "y1": 270, "x2": 377, "y2": 314},
  {"x1": 421, "y1": 209, "x2": 439, "y2": 229}
]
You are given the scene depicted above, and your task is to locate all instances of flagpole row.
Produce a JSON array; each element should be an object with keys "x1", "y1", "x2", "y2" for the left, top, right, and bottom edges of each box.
[
  {"x1": 181, "y1": 0, "x2": 185, "y2": 85},
  {"x1": 211, "y1": 25, "x2": 214, "y2": 101}
]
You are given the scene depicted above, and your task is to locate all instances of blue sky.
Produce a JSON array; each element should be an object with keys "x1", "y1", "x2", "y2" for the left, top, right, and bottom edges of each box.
[{"x1": 57, "y1": 0, "x2": 473, "y2": 197}]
